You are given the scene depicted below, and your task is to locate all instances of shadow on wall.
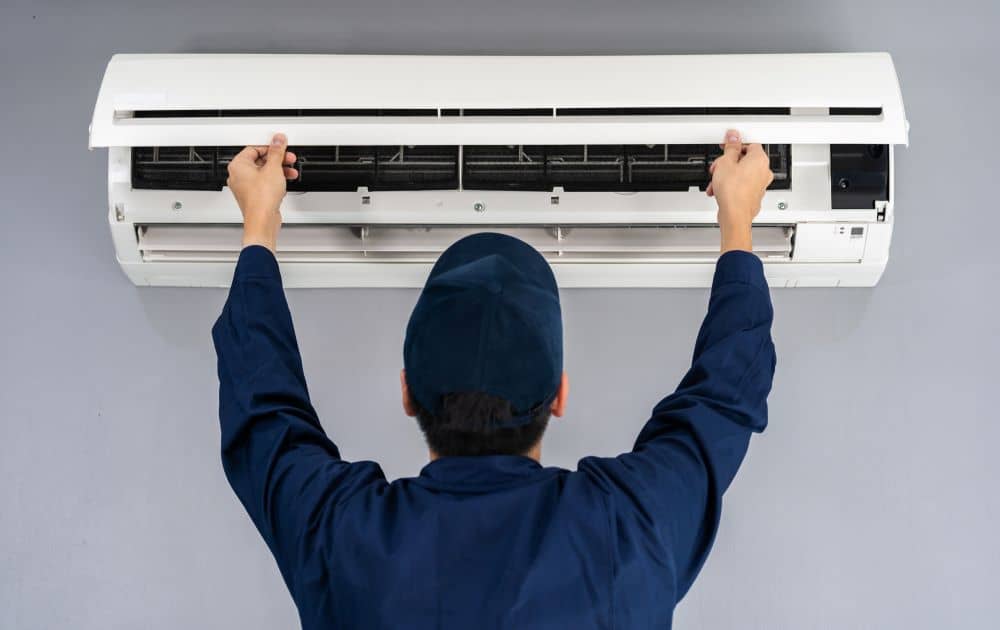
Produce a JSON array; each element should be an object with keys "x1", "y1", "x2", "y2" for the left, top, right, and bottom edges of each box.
[{"x1": 135, "y1": 286, "x2": 227, "y2": 354}]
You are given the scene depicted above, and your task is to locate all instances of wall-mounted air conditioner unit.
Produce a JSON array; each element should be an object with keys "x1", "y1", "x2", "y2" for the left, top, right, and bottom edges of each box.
[{"x1": 89, "y1": 53, "x2": 908, "y2": 287}]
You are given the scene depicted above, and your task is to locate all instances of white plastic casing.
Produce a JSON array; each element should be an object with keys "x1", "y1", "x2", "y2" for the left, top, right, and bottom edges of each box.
[{"x1": 90, "y1": 53, "x2": 909, "y2": 288}]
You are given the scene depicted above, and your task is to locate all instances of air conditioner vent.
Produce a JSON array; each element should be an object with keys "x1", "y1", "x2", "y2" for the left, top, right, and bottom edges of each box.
[
  {"x1": 136, "y1": 224, "x2": 795, "y2": 263},
  {"x1": 132, "y1": 144, "x2": 791, "y2": 192},
  {"x1": 123, "y1": 106, "x2": 894, "y2": 120},
  {"x1": 131, "y1": 146, "x2": 460, "y2": 191},
  {"x1": 123, "y1": 106, "x2": 897, "y2": 121}
]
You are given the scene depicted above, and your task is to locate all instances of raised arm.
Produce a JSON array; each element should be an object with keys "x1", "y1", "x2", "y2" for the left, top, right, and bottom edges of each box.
[
  {"x1": 582, "y1": 130, "x2": 776, "y2": 600},
  {"x1": 211, "y1": 135, "x2": 385, "y2": 603}
]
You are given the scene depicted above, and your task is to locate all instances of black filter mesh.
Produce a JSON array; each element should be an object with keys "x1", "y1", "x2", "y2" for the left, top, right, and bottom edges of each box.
[{"x1": 132, "y1": 144, "x2": 792, "y2": 192}]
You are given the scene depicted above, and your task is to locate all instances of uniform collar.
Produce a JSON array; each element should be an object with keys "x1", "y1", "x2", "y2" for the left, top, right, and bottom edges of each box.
[{"x1": 416, "y1": 455, "x2": 555, "y2": 492}]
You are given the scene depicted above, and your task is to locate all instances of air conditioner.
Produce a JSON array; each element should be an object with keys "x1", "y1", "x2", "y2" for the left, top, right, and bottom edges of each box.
[{"x1": 89, "y1": 53, "x2": 908, "y2": 288}]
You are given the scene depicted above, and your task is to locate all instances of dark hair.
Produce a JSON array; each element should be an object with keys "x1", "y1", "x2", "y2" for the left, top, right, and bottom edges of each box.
[{"x1": 414, "y1": 391, "x2": 551, "y2": 457}]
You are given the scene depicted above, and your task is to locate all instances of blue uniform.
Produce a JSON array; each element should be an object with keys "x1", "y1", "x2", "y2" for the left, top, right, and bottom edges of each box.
[{"x1": 212, "y1": 246, "x2": 775, "y2": 629}]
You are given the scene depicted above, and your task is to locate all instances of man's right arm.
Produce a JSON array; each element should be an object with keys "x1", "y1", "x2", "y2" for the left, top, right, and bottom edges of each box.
[{"x1": 581, "y1": 130, "x2": 777, "y2": 600}]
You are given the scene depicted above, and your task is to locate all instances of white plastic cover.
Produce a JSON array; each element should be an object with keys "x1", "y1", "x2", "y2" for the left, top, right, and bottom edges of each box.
[{"x1": 90, "y1": 53, "x2": 909, "y2": 147}]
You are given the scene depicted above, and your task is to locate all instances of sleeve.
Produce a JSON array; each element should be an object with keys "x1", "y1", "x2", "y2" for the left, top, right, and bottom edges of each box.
[
  {"x1": 581, "y1": 250, "x2": 776, "y2": 600},
  {"x1": 211, "y1": 245, "x2": 386, "y2": 600}
]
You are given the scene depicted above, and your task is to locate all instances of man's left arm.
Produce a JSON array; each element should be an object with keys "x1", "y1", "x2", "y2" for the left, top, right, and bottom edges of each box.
[{"x1": 211, "y1": 135, "x2": 386, "y2": 601}]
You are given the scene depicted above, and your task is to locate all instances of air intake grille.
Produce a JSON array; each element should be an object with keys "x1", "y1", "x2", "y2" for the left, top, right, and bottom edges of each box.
[
  {"x1": 131, "y1": 146, "x2": 459, "y2": 191},
  {"x1": 463, "y1": 144, "x2": 790, "y2": 191},
  {"x1": 132, "y1": 144, "x2": 791, "y2": 192}
]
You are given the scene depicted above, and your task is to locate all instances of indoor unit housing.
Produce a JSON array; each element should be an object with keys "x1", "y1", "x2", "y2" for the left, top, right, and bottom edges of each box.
[{"x1": 89, "y1": 53, "x2": 909, "y2": 287}]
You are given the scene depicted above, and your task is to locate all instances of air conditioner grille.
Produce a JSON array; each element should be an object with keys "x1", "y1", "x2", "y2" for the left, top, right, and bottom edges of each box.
[
  {"x1": 132, "y1": 144, "x2": 791, "y2": 192},
  {"x1": 136, "y1": 224, "x2": 794, "y2": 263}
]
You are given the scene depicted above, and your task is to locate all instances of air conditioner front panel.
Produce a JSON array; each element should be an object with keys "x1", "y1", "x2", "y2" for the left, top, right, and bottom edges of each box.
[{"x1": 90, "y1": 53, "x2": 908, "y2": 147}]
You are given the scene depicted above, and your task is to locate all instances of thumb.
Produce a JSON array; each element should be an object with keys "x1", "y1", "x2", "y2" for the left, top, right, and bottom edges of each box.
[
  {"x1": 265, "y1": 133, "x2": 288, "y2": 171},
  {"x1": 721, "y1": 129, "x2": 743, "y2": 162}
]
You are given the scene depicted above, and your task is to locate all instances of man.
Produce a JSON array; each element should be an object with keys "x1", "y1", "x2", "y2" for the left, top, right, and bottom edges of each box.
[{"x1": 213, "y1": 130, "x2": 776, "y2": 629}]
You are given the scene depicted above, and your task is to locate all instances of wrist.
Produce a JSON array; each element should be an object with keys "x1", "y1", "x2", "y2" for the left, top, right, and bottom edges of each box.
[
  {"x1": 242, "y1": 213, "x2": 280, "y2": 253},
  {"x1": 719, "y1": 220, "x2": 752, "y2": 253},
  {"x1": 242, "y1": 229, "x2": 277, "y2": 253}
]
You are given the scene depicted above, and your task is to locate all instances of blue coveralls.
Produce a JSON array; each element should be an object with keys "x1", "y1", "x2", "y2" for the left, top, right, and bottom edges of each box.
[{"x1": 212, "y1": 245, "x2": 776, "y2": 629}]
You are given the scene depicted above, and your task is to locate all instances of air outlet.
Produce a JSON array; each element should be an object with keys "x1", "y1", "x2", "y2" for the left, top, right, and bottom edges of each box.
[{"x1": 136, "y1": 224, "x2": 794, "y2": 263}]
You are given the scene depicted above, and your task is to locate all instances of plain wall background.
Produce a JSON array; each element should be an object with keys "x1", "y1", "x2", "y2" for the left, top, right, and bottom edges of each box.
[{"x1": 1, "y1": 0, "x2": 997, "y2": 628}]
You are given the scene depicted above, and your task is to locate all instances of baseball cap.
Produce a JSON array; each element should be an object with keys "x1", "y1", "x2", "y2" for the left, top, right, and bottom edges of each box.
[{"x1": 403, "y1": 232, "x2": 563, "y2": 428}]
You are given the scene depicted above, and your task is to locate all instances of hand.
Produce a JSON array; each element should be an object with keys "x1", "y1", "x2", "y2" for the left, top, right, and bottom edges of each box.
[
  {"x1": 226, "y1": 133, "x2": 299, "y2": 253},
  {"x1": 706, "y1": 130, "x2": 774, "y2": 253}
]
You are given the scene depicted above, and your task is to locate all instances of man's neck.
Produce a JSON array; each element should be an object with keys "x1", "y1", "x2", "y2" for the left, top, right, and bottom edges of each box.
[{"x1": 429, "y1": 443, "x2": 541, "y2": 463}]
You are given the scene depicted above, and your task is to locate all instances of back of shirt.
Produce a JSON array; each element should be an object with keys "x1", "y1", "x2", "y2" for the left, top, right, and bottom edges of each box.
[
  {"x1": 212, "y1": 246, "x2": 774, "y2": 630},
  {"x1": 329, "y1": 459, "x2": 616, "y2": 629}
]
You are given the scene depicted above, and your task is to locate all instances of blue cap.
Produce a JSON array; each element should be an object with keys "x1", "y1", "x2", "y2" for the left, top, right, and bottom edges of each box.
[{"x1": 403, "y1": 233, "x2": 563, "y2": 428}]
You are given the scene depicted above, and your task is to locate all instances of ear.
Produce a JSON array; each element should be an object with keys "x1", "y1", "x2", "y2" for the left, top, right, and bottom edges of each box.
[
  {"x1": 550, "y1": 371, "x2": 569, "y2": 418},
  {"x1": 400, "y1": 369, "x2": 418, "y2": 417}
]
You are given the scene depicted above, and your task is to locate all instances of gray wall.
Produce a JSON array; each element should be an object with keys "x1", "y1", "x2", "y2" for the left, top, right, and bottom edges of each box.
[{"x1": 1, "y1": 0, "x2": 997, "y2": 628}]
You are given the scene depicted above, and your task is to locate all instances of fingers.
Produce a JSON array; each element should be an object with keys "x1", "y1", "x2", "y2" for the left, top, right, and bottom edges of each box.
[
  {"x1": 229, "y1": 145, "x2": 265, "y2": 175},
  {"x1": 282, "y1": 148, "x2": 297, "y2": 179},
  {"x1": 231, "y1": 143, "x2": 294, "y2": 166},
  {"x1": 706, "y1": 155, "x2": 722, "y2": 196},
  {"x1": 265, "y1": 150, "x2": 297, "y2": 168},
  {"x1": 745, "y1": 143, "x2": 769, "y2": 165},
  {"x1": 228, "y1": 143, "x2": 296, "y2": 178},
  {"x1": 233, "y1": 145, "x2": 265, "y2": 162},
  {"x1": 721, "y1": 129, "x2": 743, "y2": 162},
  {"x1": 265, "y1": 133, "x2": 289, "y2": 171},
  {"x1": 745, "y1": 144, "x2": 774, "y2": 186}
]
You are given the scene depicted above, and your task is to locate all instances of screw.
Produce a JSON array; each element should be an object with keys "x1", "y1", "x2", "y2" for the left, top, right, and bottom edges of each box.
[
  {"x1": 172, "y1": 201, "x2": 183, "y2": 211},
  {"x1": 777, "y1": 201, "x2": 788, "y2": 210},
  {"x1": 473, "y1": 202, "x2": 486, "y2": 213}
]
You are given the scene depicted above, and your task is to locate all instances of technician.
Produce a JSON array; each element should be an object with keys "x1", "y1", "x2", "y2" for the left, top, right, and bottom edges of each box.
[{"x1": 212, "y1": 129, "x2": 776, "y2": 629}]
